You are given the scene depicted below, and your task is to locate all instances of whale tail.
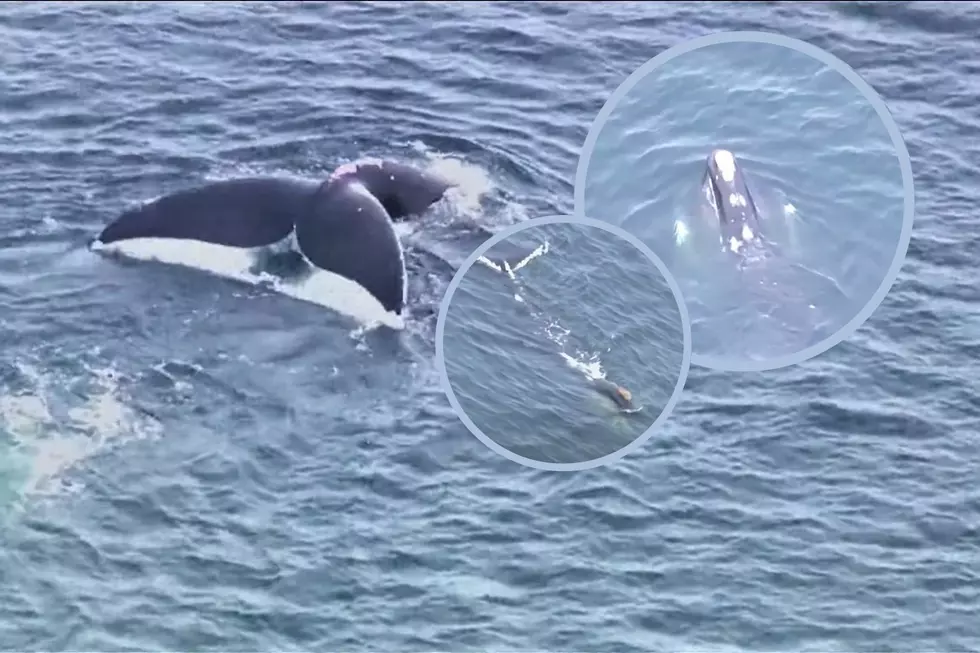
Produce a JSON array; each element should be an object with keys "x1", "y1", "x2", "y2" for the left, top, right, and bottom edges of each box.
[
  {"x1": 93, "y1": 159, "x2": 454, "y2": 327},
  {"x1": 293, "y1": 159, "x2": 455, "y2": 318}
]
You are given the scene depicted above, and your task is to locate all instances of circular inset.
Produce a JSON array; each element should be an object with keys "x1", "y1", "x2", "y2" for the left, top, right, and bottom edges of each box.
[
  {"x1": 435, "y1": 216, "x2": 692, "y2": 471},
  {"x1": 575, "y1": 31, "x2": 915, "y2": 372}
]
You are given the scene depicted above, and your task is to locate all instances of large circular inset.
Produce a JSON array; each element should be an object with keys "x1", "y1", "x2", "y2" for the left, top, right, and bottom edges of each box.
[
  {"x1": 435, "y1": 216, "x2": 692, "y2": 471},
  {"x1": 575, "y1": 31, "x2": 915, "y2": 372}
]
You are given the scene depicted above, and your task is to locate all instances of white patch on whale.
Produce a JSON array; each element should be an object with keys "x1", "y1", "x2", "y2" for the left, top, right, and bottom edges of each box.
[
  {"x1": 90, "y1": 236, "x2": 405, "y2": 330},
  {"x1": 713, "y1": 149, "x2": 737, "y2": 182}
]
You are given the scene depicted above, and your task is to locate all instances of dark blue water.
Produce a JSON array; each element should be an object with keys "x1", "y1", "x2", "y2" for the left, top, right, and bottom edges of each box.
[
  {"x1": 1, "y1": 2, "x2": 978, "y2": 651},
  {"x1": 442, "y1": 220, "x2": 687, "y2": 466}
]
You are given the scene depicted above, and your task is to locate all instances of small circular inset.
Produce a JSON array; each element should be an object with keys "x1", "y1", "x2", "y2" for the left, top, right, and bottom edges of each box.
[
  {"x1": 575, "y1": 31, "x2": 915, "y2": 372},
  {"x1": 435, "y1": 216, "x2": 691, "y2": 471}
]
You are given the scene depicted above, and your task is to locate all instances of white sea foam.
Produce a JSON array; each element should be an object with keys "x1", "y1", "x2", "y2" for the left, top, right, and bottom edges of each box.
[{"x1": 1, "y1": 361, "x2": 162, "y2": 504}]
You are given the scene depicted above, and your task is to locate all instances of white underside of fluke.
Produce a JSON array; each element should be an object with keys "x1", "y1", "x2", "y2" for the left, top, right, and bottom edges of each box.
[{"x1": 91, "y1": 236, "x2": 405, "y2": 330}]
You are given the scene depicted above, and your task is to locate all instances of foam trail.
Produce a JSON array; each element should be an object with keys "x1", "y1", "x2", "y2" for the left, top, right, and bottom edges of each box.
[
  {"x1": 1, "y1": 362, "x2": 162, "y2": 505},
  {"x1": 482, "y1": 241, "x2": 612, "y2": 386},
  {"x1": 559, "y1": 351, "x2": 606, "y2": 381},
  {"x1": 505, "y1": 240, "x2": 550, "y2": 278},
  {"x1": 477, "y1": 256, "x2": 505, "y2": 273}
]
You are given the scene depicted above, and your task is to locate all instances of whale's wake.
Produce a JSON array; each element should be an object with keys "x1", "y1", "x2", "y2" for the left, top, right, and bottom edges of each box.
[{"x1": 477, "y1": 239, "x2": 634, "y2": 410}]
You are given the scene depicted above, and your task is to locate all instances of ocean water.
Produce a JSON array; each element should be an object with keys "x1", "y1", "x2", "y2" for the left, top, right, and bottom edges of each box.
[
  {"x1": 442, "y1": 220, "x2": 687, "y2": 466},
  {"x1": 1, "y1": 2, "x2": 978, "y2": 651}
]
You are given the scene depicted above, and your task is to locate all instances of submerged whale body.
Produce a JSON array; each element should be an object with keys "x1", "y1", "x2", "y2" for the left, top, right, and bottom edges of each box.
[
  {"x1": 93, "y1": 159, "x2": 455, "y2": 328},
  {"x1": 695, "y1": 148, "x2": 851, "y2": 358}
]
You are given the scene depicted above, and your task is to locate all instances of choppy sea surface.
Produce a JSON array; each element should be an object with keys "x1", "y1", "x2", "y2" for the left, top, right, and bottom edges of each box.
[
  {"x1": 442, "y1": 220, "x2": 687, "y2": 466},
  {"x1": 1, "y1": 2, "x2": 978, "y2": 651}
]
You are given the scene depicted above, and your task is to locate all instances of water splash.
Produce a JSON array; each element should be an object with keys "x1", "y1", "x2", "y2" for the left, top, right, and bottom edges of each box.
[
  {"x1": 673, "y1": 219, "x2": 691, "y2": 246},
  {"x1": 405, "y1": 143, "x2": 495, "y2": 221},
  {"x1": 0, "y1": 360, "x2": 162, "y2": 508},
  {"x1": 559, "y1": 351, "x2": 606, "y2": 382}
]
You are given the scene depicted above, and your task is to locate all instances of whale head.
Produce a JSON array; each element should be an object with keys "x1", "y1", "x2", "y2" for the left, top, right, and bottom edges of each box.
[
  {"x1": 702, "y1": 149, "x2": 762, "y2": 256},
  {"x1": 591, "y1": 378, "x2": 636, "y2": 412}
]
